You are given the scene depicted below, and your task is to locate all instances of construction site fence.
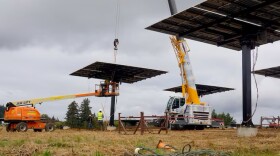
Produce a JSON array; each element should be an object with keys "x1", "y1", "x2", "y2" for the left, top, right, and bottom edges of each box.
[
  {"x1": 260, "y1": 116, "x2": 280, "y2": 128},
  {"x1": 118, "y1": 112, "x2": 169, "y2": 135},
  {"x1": 118, "y1": 112, "x2": 215, "y2": 135}
]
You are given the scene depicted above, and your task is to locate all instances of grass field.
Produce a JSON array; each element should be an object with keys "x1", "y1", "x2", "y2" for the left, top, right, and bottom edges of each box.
[{"x1": 0, "y1": 127, "x2": 279, "y2": 156}]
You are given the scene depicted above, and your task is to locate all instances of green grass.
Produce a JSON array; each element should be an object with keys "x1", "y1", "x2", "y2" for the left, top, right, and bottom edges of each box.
[
  {"x1": 12, "y1": 139, "x2": 25, "y2": 146},
  {"x1": 0, "y1": 129, "x2": 279, "y2": 155}
]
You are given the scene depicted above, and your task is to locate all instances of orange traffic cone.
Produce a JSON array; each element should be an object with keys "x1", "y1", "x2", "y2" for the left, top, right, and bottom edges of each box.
[{"x1": 156, "y1": 140, "x2": 176, "y2": 152}]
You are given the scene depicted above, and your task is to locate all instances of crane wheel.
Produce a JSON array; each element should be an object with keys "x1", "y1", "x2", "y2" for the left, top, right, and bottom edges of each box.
[
  {"x1": 195, "y1": 125, "x2": 205, "y2": 130},
  {"x1": 16, "y1": 122, "x2": 28, "y2": 132},
  {"x1": 45, "y1": 123, "x2": 55, "y2": 132}
]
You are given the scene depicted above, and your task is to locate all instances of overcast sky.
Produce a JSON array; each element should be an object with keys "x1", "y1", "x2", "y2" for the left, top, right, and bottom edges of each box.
[{"x1": 0, "y1": 0, "x2": 279, "y2": 124}]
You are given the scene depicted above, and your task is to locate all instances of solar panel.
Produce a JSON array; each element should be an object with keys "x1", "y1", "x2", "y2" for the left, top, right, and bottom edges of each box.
[
  {"x1": 253, "y1": 66, "x2": 280, "y2": 79},
  {"x1": 70, "y1": 62, "x2": 167, "y2": 83},
  {"x1": 147, "y1": 0, "x2": 280, "y2": 51},
  {"x1": 164, "y1": 84, "x2": 234, "y2": 96}
]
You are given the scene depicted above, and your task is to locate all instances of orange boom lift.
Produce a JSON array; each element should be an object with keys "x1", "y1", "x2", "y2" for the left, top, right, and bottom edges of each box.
[{"x1": 2, "y1": 81, "x2": 119, "y2": 132}]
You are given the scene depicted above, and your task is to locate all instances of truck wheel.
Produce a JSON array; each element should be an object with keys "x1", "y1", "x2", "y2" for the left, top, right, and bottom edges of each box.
[
  {"x1": 45, "y1": 123, "x2": 55, "y2": 132},
  {"x1": 16, "y1": 122, "x2": 28, "y2": 132},
  {"x1": 6, "y1": 124, "x2": 11, "y2": 132},
  {"x1": 170, "y1": 124, "x2": 179, "y2": 130},
  {"x1": 196, "y1": 125, "x2": 205, "y2": 130}
]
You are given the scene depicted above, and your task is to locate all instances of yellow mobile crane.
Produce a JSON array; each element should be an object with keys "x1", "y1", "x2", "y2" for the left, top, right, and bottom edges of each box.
[
  {"x1": 164, "y1": 0, "x2": 211, "y2": 130},
  {"x1": 2, "y1": 81, "x2": 119, "y2": 132},
  {"x1": 165, "y1": 37, "x2": 212, "y2": 130}
]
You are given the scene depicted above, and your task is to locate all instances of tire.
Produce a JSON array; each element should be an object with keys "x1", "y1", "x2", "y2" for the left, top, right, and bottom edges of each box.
[
  {"x1": 178, "y1": 124, "x2": 185, "y2": 130},
  {"x1": 170, "y1": 124, "x2": 179, "y2": 130},
  {"x1": 196, "y1": 125, "x2": 205, "y2": 130},
  {"x1": 45, "y1": 123, "x2": 55, "y2": 132},
  {"x1": 16, "y1": 122, "x2": 28, "y2": 132},
  {"x1": 186, "y1": 125, "x2": 195, "y2": 130},
  {"x1": 6, "y1": 124, "x2": 11, "y2": 132}
]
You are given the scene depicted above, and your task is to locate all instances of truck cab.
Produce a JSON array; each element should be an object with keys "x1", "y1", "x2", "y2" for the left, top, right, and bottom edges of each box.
[
  {"x1": 165, "y1": 96, "x2": 212, "y2": 130},
  {"x1": 165, "y1": 96, "x2": 185, "y2": 113}
]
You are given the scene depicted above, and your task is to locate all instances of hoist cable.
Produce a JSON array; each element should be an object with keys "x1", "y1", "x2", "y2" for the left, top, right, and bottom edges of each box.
[{"x1": 113, "y1": 0, "x2": 120, "y2": 63}]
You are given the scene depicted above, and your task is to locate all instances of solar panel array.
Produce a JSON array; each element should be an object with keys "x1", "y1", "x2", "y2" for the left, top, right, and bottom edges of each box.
[
  {"x1": 253, "y1": 66, "x2": 280, "y2": 79},
  {"x1": 147, "y1": 0, "x2": 280, "y2": 51},
  {"x1": 164, "y1": 84, "x2": 234, "y2": 96},
  {"x1": 70, "y1": 62, "x2": 167, "y2": 83}
]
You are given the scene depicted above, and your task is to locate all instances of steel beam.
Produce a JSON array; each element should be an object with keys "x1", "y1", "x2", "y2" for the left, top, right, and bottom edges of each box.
[
  {"x1": 240, "y1": 38, "x2": 254, "y2": 127},
  {"x1": 109, "y1": 96, "x2": 116, "y2": 126}
]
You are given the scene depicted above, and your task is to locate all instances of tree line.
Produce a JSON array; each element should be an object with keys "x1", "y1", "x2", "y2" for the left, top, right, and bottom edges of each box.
[
  {"x1": 212, "y1": 109, "x2": 235, "y2": 126},
  {"x1": 65, "y1": 98, "x2": 100, "y2": 129}
]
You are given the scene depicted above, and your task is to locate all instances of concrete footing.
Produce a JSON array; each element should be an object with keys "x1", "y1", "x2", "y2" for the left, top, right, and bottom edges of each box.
[{"x1": 237, "y1": 127, "x2": 258, "y2": 137}]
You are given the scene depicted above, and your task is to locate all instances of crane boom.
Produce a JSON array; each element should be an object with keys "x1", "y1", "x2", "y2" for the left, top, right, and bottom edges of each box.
[{"x1": 170, "y1": 36, "x2": 201, "y2": 105}]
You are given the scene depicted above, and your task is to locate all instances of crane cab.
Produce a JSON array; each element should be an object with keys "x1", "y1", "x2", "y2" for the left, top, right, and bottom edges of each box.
[
  {"x1": 165, "y1": 97, "x2": 185, "y2": 113},
  {"x1": 165, "y1": 96, "x2": 212, "y2": 130}
]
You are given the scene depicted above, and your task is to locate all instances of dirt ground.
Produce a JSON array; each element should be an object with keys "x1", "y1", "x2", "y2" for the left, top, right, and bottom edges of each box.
[{"x1": 0, "y1": 127, "x2": 279, "y2": 156}]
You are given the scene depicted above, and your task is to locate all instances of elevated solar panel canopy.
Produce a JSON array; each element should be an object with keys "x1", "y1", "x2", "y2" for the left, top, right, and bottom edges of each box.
[
  {"x1": 253, "y1": 66, "x2": 280, "y2": 79},
  {"x1": 70, "y1": 61, "x2": 167, "y2": 83},
  {"x1": 164, "y1": 84, "x2": 234, "y2": 97},
  {"x1": 147, "y1": 0, "x2": 280, "y2": 126},
  {"x1": 147, "y1": 0, "x2": 280, "y2": 51},
  {"x1": 70, "y1": 61, "x2": 167, "y2": 127}
]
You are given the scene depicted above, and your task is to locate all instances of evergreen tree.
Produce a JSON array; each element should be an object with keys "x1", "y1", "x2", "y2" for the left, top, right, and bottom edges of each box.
[
  {"x1": 65, "y1": 101, "x2": 80, "y2": 128},
  {"x1": 0, "y1": 105, "x2": 5, "y2": 118},
  {"x1": 41, "y1": 114, "x2": 51, "y2": 120},
  {"x1": 212, "y1": 109, "x2": 234, "y2": 126},
  {"x1": 212, "y1": 109, "x2": 217, "y2": 118},
  {"x1": 51, "y1": 116, "x2": 56, "y2": 122},
  {"x1": 79, "y1": 98, "x2": 92, "y2": 128},
  {"x1": 0, "y1": 105, "x2": 5, "y2": 124}
]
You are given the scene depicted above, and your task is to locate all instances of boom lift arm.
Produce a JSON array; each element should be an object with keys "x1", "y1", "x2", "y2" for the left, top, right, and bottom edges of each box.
[
  {"x1": 3, "y1": 81, "x2": 119, "y2": 132},
  {"x1": 7, "y1": 81, "x2": 119, "y2": 107}
]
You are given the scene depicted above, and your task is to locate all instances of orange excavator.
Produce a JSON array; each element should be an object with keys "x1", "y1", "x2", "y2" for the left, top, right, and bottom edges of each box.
[{"x1": 2, "y1": 81, "x2": 119, "y2": 132}]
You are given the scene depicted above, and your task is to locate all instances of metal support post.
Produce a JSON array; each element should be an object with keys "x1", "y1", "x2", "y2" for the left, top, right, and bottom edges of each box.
[
  {"x1": 260, "y1": 116, "x2": 263, "y2": 128},
  {"x1": 241, "y1": 37, "x2": 255, "y2": 127},
  {"x1": 140, "y1": 112, "x2": 144, "y2": 135},
  {"x1": 109, "y1": 96, "x2": 116, "y2": 126},
  {"x1": 277, "y1": 116, "x2": 279, "y2": 129},
  {"x1": 118, "y1": 113, "x2": 121, "y2": 133}
]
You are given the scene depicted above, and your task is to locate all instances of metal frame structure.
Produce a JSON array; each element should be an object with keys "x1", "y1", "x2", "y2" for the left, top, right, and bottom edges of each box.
[
  {"x1": 148, "y1": 0, "x2": 280, "y2": 127},
  {"x1": 71, "y1": 61, "x2": 167, "y2": 126}
]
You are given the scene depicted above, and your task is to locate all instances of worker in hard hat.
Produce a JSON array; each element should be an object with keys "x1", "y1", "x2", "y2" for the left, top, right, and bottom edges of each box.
[
  {"x1": 97, "y1": 109, "x2": 104, "y2": 131},
  {"x1": 87, "y1": 114, "x2": 93, "y2": 130}
]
